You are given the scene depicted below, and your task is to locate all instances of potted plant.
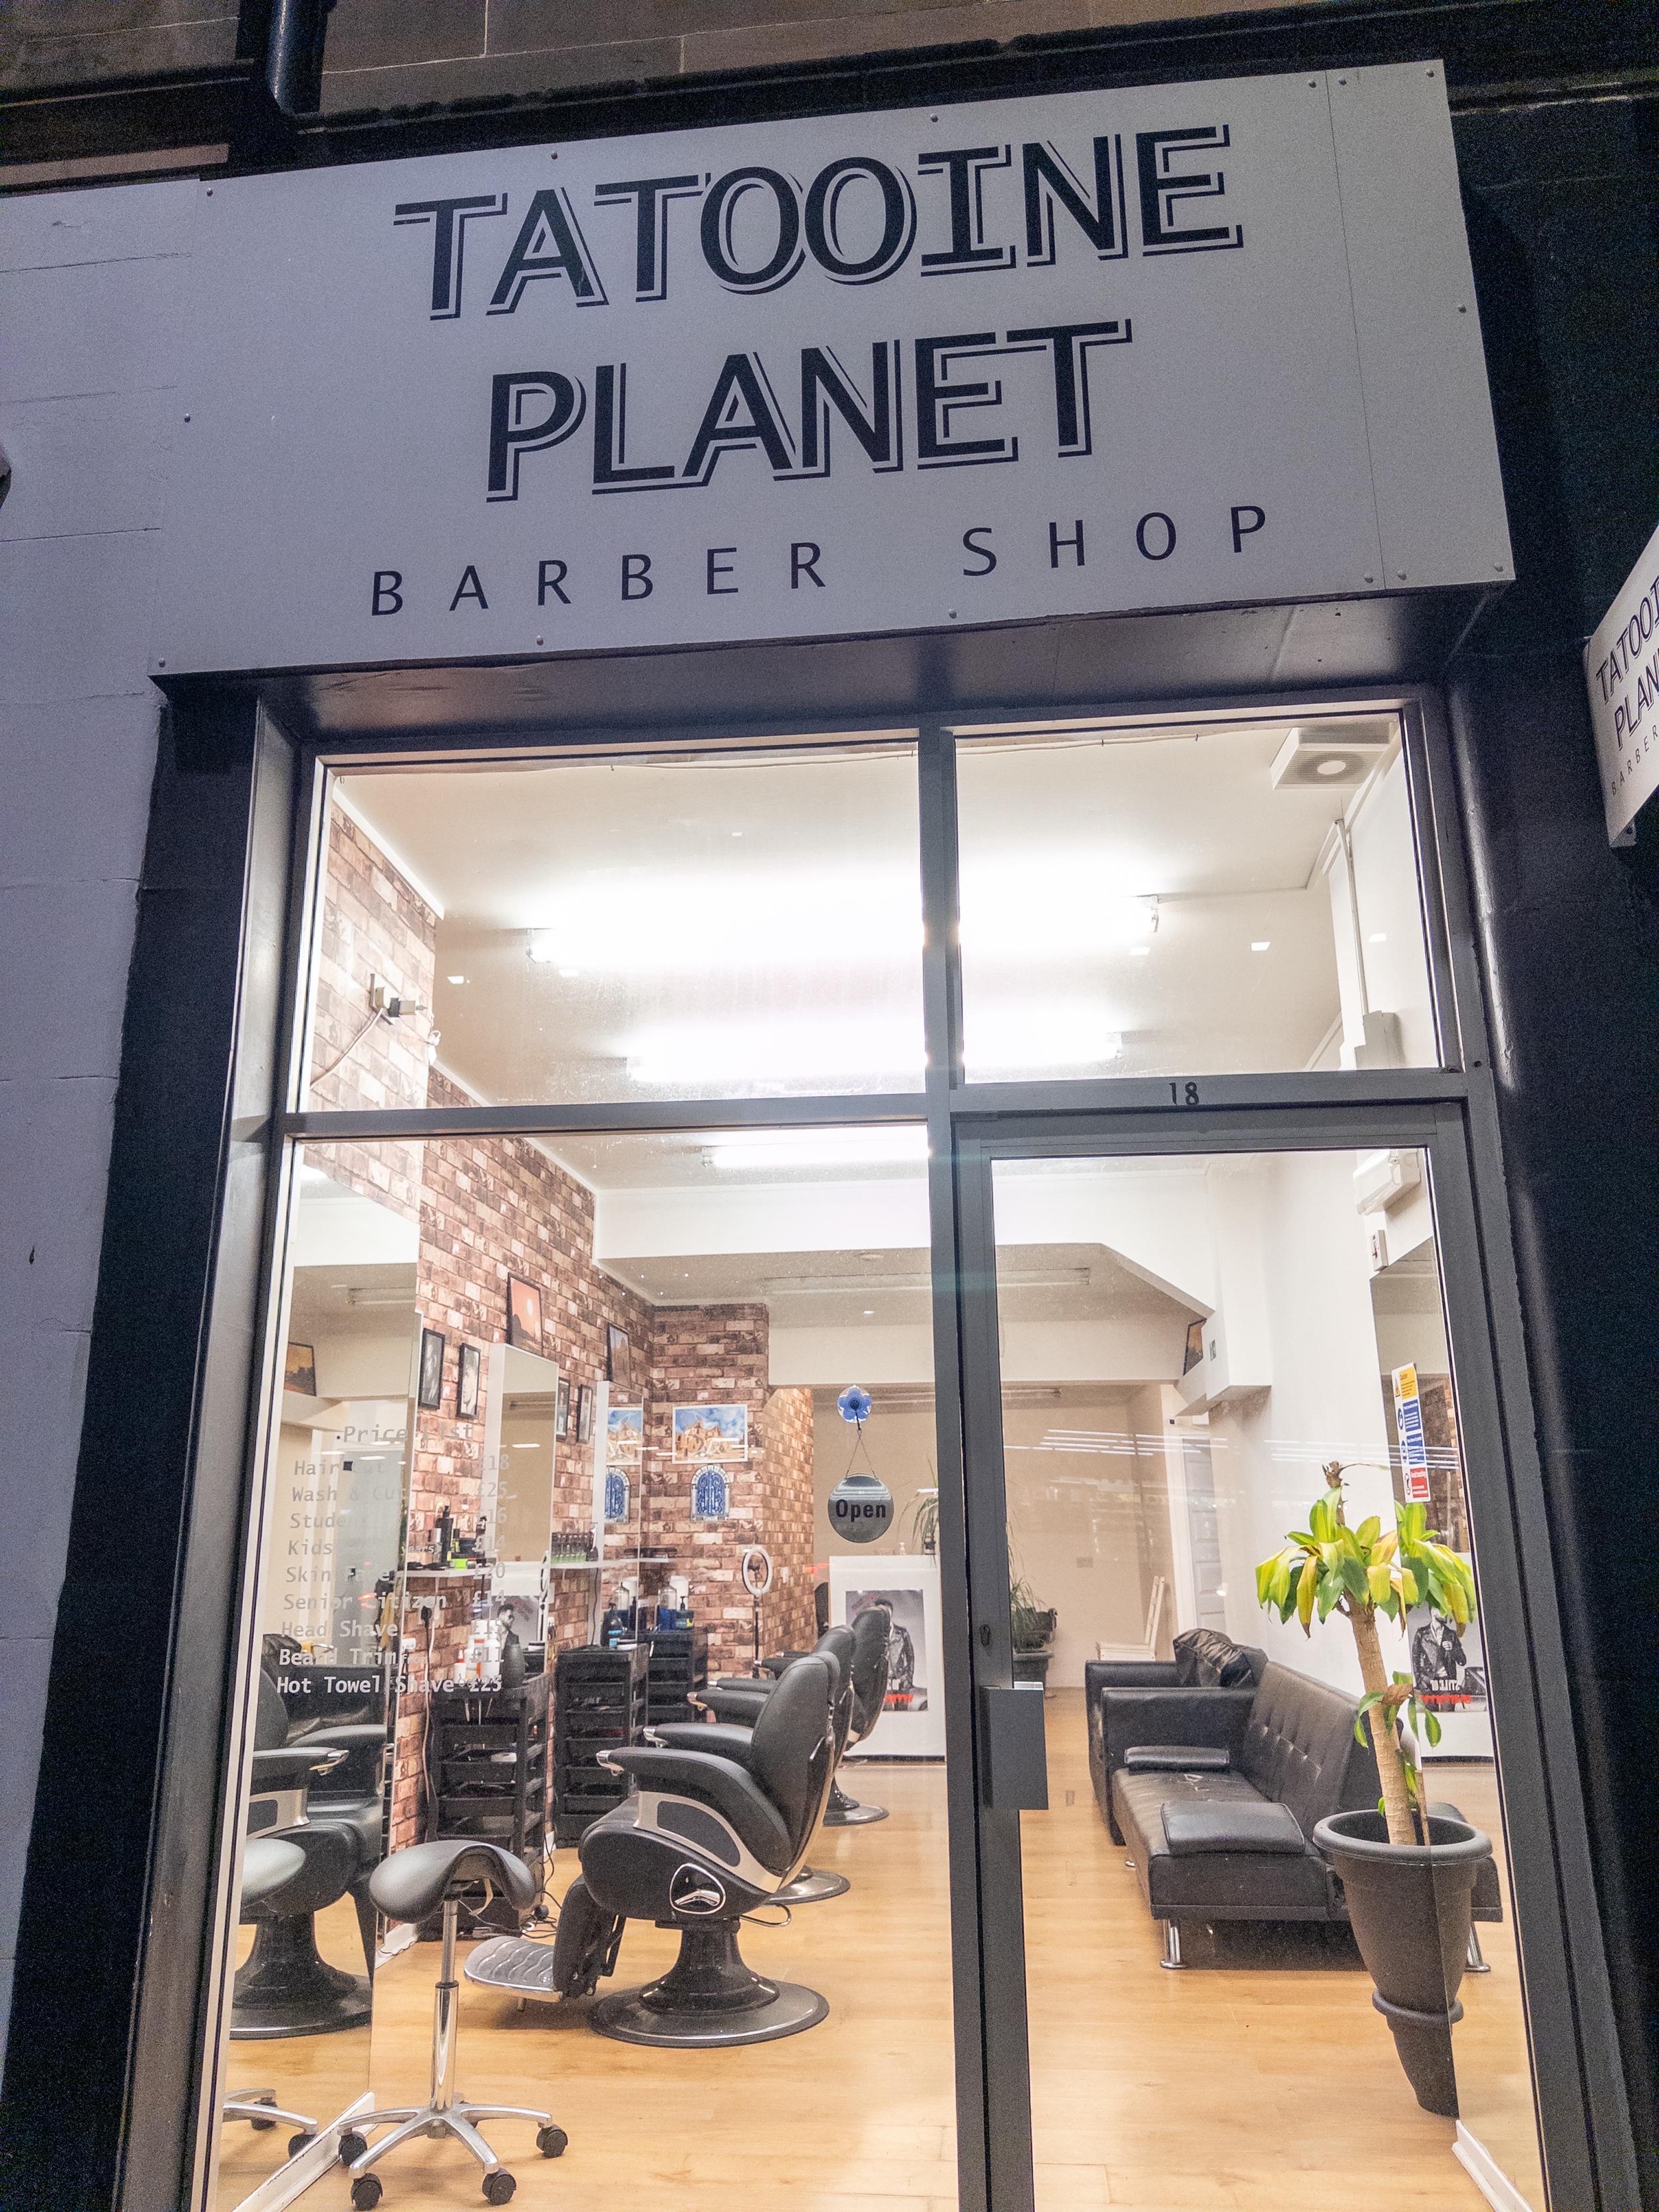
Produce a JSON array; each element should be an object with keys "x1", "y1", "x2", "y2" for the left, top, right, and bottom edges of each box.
[
  {"x1": 900, "y1": 1484, "x2": 939, "y2": 1557},
  {"x1": 1257, "y1": 1464, "x2": 1493, "y2": 2116},
  {"x1": 1010, "y1": 1575, "x2": 1057, "y2": 1688}
]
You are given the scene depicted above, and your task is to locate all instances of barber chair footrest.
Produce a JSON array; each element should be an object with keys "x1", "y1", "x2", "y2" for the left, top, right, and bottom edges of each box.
[
  {"x1": 776, "y1": 1865, "x2": 850, "y2": 1904},
  {"x1": 591, "y1": 1976, "x2": 827, "y2": 2048}
]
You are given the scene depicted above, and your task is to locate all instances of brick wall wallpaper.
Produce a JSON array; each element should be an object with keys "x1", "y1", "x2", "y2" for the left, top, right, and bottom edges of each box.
[{"x1": 305, "y1": 797, "x2": 822, "y2": 1845}]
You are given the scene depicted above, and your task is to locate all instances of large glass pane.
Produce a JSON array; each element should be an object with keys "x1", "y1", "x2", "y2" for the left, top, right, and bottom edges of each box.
[
  {"x1": 957, "y1": 714, "x2": 1439, "y2": 1082},
  {"x1": 204, "y1": 1120, "x2": 957, "y2": 2210},
  {"x1": 990, "y1": 1148, "x2": 1543, "y2": 2212},
  {"x1": 305, "y1": 740, "x2": 925, "y2": 1108}
]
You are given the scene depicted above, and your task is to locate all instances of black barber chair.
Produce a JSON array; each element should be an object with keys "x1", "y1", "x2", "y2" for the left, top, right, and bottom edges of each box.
[
  {"x1": 546, "y1": 1652, "x2": 837, "y2": 2048},
  {"x1": 233, "y1": 1670, "x2": 384, "y2": 2039},
  {"x1": 224, "y1": 1837, "x2": 319, "y2": 2155},
  {"x1": 824, "y1": 1603, "x2": 892, "y2": 1825},
  {"x1": 345, "y1": 1839, "x2": 564, "y2": 2207},
  {"x1": 704, "y1": 1605, "x2": 893, "y2": 1830},
  {"x1": 697, "y1": 1625, "x2": 857, "y2": 1901}
]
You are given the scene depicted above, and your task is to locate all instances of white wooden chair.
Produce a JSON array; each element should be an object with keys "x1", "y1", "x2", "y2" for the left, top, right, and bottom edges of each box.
[{"x1": 1095, "y1": 1574, "x2": 1169, "y2": 1664}]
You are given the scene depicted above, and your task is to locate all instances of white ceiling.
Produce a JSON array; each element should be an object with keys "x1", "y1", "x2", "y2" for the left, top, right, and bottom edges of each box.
[{"x1": 336, "y1": 714, "x2": 1398, "y2": 1106}]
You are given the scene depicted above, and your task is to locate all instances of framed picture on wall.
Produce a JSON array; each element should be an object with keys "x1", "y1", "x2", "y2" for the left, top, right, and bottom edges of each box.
[
  {"x1": 506, "y1": 1273, "x2": 543, "y2": 1354},
  {"x1": 417, "y1": 1327, "x2": 446, "y2": 1411},
  {"x1": 606, "y1": 1323, "x2": 633, "y2": 1393},
  {"x1": 555, "y1": 1376, "x2": 571, "y2": 1440},
  {"x1": 283, "y1": 1341, "x2": 317, "y2": 1396},
  {"x1": 672, "y1": 1403, "x2": 748, "y2": 1462},
  {"x1": 456, "y1": 1341, "x2": 481, "y2": 1421},
  {"x1": 575, "y1": 1383, "x2": 594, "y2": 1443},
  {"x1": 1182, "y1": 1319, "x2": 1205, "y2": 1376},
  {"x1": 607, "y1": 1403, "x2": 643, "y2": 1466}
]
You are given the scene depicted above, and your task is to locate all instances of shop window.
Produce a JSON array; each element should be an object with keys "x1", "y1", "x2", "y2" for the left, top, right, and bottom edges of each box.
[
  {"x1": 303, "y1": 740, "x2": 926, "y2": 1109},
  {"x1": 955, "y1": 714, "x2": 1440, "y2": 1082},
  {"x1": 209, "y1": 1125, "x2": 955, "y2": 2209}
]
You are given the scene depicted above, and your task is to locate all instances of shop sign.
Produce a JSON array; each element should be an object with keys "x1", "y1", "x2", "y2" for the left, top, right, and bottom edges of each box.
[
  {"x1": 828, "y1": 1472, "x2": 893, "y2": 1543},
  {"x1": 1584, "y1": 516, "x2": 1659, "y2": 840},
  {"x1": 152, "y1": 65, "x2": 1509, "y2": 675}
]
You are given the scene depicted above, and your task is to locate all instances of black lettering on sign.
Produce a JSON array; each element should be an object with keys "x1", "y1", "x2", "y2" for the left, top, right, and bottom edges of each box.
[
  {"x1": 791, "y1": 542, "x2": 825, "y2": 589},
  {"x1": 1136, "y1": 511, "x2": 1177, "y2": 560},
  {"x1": 1135, "y1": 127, "x2": 1243, "y2": 255},
  {"x1": 700, "y1": 167, "x2": 804, "y2": 293},
  {"x1": 371, "y1": 569, "x2": 403, "y2": 616},
  {"x1": 537, "y1": 558, "x2": 570, "y2": 606},
  {"x1": 1049, "y1": 518, "x2": 1085, "y2": 569},
  {"x1": 592, "y1": 172, "x2": 704, "y2": 302},
  {"x1": 962, "y1": 527, "x2": 996, "y2": 575},
  {"x1": 1022, "y1": 138, "x2": 1127, "y2": 266},
  {"x1": 915, "y1": 333, "x2": 1016, "y2": 468},
  {"x1": 706, "y1": 546, "x2": 738, "y2": 595},
  {"x1": 488, "y1": 188, "x2": 608, "y2": 312},
  {"x1": 622, "y1": 553, "x2": 653, "y2": 600},
  {"x1": 796, "y1": 343, "x2": 901, "y2": 477},
  {"x1": 682, "y1": 353, "x2": 796, "y2": 484},
  {"x1": 487, "y1": 371, "x2": 586, "y2": 502},
  {"x1": 1001, "y1": 319, "x2": 1131, "y2": 457},
  {"x1": 592, "y1": 363, "x2": 677, "y2": 492},
  {"x1": 392, "y1": 194, "x2": 506, "y2": 318},
  {"x1": 919, "y1": 145, "x2": 1015, "y2": 272},
  {"x1": 804, "y1": 156, "x2": 916, "y2": 283},
  {"x1": 450, "y1": 565, "x2": 488, "y2": 611},
  {"x1": 1231, "y1": 503, "x2": 1267, "y2": 552}
]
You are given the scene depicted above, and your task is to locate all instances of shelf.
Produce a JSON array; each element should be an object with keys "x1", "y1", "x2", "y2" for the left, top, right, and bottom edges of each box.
[
  {"x1": 548, "y1": 1560, "x2": 602, "y2": 1572},
  {"x1": 403, "y1": 1566, "x2": 491, "y2": 1587}
]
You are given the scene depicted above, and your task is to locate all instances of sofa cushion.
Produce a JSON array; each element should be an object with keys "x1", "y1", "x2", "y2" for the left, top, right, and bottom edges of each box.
[
  {"x1": 1124, "y1": 1744, "x2": 1231, "y2": 1773},
  {"x1": 1162, "y1": 1800, "x2": 1306, "y2": 1855},
  {"x1": 1113, "y1": 1766, "x2": 1333, "y2": 1919},
  {"x1": 1237, "y1": 1660, "x2": 1380, "y2": 1835},
  {"x1": 1171, "y1": 1628, "x2": 1263, "y2": 1688}
]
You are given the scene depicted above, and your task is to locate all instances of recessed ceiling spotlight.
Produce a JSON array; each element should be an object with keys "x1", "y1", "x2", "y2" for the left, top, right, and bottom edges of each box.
[
  {"x1": 1251, "y1": 940, "x2": 1271, "y2": 952},
  {"x1": 446, "y1": 974, "x2": 467, "y2": 985},
  {"x1": 1129, "y1": 945, "x2": 1151, "y2": 957},
  {"x1": 1369, "y1": 931, "x2": 1388, "y2": 943},
  {"x1": 558, "y1": 967, "x2": 581, "y2": 979},
  {"x1": 863, "y1": 1309, "x2": 875, "y2": 1317}
]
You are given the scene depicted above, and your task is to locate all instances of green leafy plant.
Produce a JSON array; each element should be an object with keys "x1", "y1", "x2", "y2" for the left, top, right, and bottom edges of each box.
[
  {"x1": 1256, "y1": 1462, "x2": 1477, "y2": 1847},
  {"x1": 1009, "y1": 1574, "x2": 1056, "y2": 1653},
  {"x1": 901, "y1": 1484, "x2": 939, "y2": 1555}
]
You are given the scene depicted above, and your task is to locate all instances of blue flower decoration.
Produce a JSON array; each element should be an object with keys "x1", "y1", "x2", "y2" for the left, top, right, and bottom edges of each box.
[{"x1": 837, "y1": 1384, "x2": 873, "y2": 1426}]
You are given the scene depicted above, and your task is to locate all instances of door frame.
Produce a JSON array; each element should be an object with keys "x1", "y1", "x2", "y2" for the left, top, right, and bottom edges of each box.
[
  {"x1": 945, "y1": 1099, "x2": 1614, "y2": 2212},
  {"x1": 23, "y1": 685, "x2": 1632, "y2": 2212}
]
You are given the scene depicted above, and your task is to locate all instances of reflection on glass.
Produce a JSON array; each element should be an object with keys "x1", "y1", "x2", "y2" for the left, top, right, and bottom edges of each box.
[
  {"x1": 990, "y1": 1150, "x2": 1543, "y2": 2212},
  {"x1": 306, "y1": 743, "x2": 926, "y2": 1108},
  {"x1": 213, "y1": 1156, "x2": 414, "y2": 2207},
  {"x1": 209, "y1": 1124, "x2": 955, "y2": 2209},
  {"x1": 957, "y1": 715, "x2": 1438, "y2": 1081}
]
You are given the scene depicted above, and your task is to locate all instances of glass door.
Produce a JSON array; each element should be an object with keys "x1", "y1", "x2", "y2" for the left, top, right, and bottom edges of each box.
[{"x1": 954, "y1": 1116, "x2": 1549, "y2": 2212}]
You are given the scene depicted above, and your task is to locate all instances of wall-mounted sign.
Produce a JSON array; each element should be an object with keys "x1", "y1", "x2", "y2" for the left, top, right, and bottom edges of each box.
[
  {"x1": 152, "y1": 65, "x2": 1507, "y2": 675},
  {"x1": 1391, "y1": 1363, "x2": 1432, "y2": 1504},
  {"x1": 828, "y1": 1471, "x2": 893, "y2": 1545},
  {"x1": 1584, "y1": 516, "x2": 1659, "y2": 841}
]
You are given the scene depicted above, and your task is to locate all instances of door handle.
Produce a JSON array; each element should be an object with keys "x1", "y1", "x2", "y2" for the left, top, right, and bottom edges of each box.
[{"x1": 980, "y1": 1683, "x2": 1048, "y2": 1811}]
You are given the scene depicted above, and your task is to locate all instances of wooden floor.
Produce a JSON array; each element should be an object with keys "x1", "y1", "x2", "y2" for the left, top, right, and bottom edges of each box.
[{"x1": 215, "y1": 1693, "x2": 1544, "y2": 2211}]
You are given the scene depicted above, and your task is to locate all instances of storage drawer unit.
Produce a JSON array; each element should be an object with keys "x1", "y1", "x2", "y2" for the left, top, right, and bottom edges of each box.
[{"x1": 553, "y1": 1643, "x2": 647, "y2": 1845}]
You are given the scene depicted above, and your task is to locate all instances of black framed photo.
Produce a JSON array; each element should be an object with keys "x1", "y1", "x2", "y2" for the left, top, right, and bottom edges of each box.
[
  {"x1": 555, "y1": 1375, "x2": 571, "y2": 1440},
  {"x1": 1182, "y1": 1319, "x2": 1205, "y2": 1376},
  {"x1": 606, "y1": 1322, "x2": 633, "y2": 1394},
  {"x1": 456, "y1": 1341, "x2": 481, "y2": 1421},
  {"x1": 575, "y1": 1382, "x2": 593, "y2": 1444},
  {"x1": 417, "y1": 1326, "x2": 446, "y2": 1410},
  {"x1": 506, "y1": 1273, "x2": 543, "y2": 1354}
]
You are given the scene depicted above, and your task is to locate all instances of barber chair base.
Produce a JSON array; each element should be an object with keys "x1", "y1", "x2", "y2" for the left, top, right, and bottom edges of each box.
[
  {"x1": 590, "y1": 1921, "x2": 828, "y2": 2048},
  {"x1": 822, "y1": 1780, "x2": 888, "y2": 1828},
  {"x1": 776, "y1": 1866, "x2": 850, "y2": 1904},
  {"x1": 232, "y1": 1916, "x2": 373, "y2": 2039}
]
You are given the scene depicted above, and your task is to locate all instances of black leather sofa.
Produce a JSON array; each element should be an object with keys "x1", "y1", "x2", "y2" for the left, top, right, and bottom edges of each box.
[
  {"x1": 1087, "y1": 1627, "x2": 1266, "y2": 1841},
  {"x1": 1096, "y1": 1644, "x2": 1502, "y2": 1965}
]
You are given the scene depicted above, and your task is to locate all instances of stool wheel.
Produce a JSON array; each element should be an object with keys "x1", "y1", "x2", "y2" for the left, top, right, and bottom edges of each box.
[
  {"x1": 287, "y1": 2131, "x2": 315, "y2": 2159},
  {"x1": 350, "y1": 2175, "x2": 382, "y2": 2209},
  {"x1": 339, "y1": 2132, "x2": 369, "y2": 2165},
  {"x1": 537, "y1": 2124, "x2": 567, "y2": 2158},
  {"x1": 482, "y1": 2173, "x2": 516, "y2": 2204}
]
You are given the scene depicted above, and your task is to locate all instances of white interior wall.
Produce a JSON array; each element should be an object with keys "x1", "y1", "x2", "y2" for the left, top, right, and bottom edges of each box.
[
  {"x1": 814, "y1": 1394, "x2": 940, "y2": 1562},
  {"x1": 1209, "y1": 1150, "x2": 1410, "y2": 1693},
  {"x1": 0, "y1": 177, "x2": 190, "y2": 2069}
]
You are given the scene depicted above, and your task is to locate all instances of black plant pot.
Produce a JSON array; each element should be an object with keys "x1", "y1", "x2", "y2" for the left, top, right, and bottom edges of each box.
[{"x1": 1314, "y1": 1809, "x2": 1492, "y2": 2117}]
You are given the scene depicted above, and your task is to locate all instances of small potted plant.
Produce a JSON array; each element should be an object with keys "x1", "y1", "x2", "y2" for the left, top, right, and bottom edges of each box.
[
  {"x1": 1257, "y1": 1464, "x2": 1492, "y2": 2116},
  {"x1": 900, "y1": 1484, "x2": 939, "y2": 1557},
  {"x1": 1010, "y1": 1575, "x2": 1057, "y2": 1688}
]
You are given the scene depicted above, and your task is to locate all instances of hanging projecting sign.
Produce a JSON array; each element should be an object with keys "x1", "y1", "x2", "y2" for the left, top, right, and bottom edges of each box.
[
  {"x1": 1584, "y1": 516, "x2": 1659, "y2": 841},
  {"x1": 150, "y1": 64, "x2": 1508, "y2": 675}
]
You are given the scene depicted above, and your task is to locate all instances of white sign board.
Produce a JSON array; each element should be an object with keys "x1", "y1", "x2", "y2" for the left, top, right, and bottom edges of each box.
[
  {"x1": 1584, "y1": 516, "x2": 1659, "y2": 840},
  {"x1": 152, "y1": 64, "x2": 1508, "y2": 675}
]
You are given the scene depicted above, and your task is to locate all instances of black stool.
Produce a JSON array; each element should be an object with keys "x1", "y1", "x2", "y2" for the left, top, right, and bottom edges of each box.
[
  {"x1": 347, "y1": 1839, "x2": 567, "y2": 2207},
  {"x1": 224, "y1": 1837, "x2": 319, "y2": 2155}
]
